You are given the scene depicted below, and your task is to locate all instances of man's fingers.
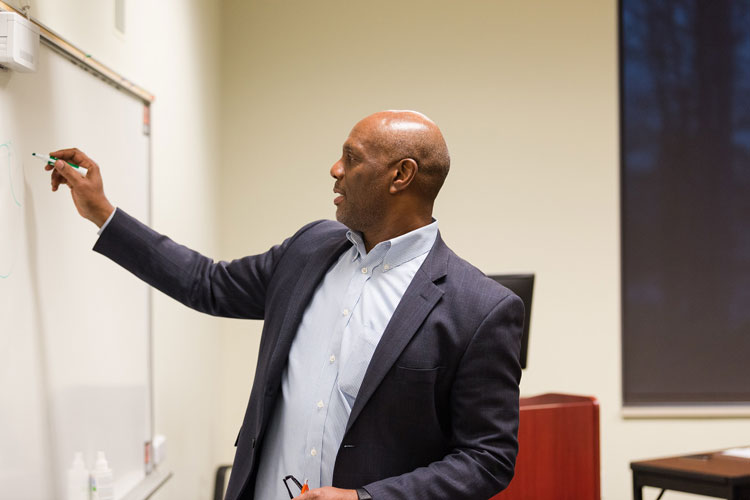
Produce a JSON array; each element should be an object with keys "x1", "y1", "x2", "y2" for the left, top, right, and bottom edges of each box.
[
  {"x1": 49, "y1": 147, "x2": 99, "y2": 171},
  {"x1": 294, "y1": 487, "x2": 354, "y2": 500},
  {"x1": 53, "y1": 159, "x2": 83, "y2": 187},
  {"x1": 50, "y1": 170, "x2": 68, "y2": 191},
  {"x1": 49, "y1": 147, "x2": 86, "y2": 163}
]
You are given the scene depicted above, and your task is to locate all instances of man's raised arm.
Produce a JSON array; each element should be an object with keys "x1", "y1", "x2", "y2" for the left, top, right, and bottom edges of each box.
[{"x1": 44, "y1": 147, "x2": 287, "y2": 320}]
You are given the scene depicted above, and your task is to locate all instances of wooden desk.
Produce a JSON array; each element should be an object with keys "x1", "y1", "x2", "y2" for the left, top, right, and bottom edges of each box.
[{"x1": 631, "y1": 450, "x2": 750, "y2": 500}]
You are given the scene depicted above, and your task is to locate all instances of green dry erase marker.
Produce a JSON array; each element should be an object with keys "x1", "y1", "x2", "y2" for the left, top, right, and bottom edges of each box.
[{"x1": 32, "y1": 153, "x2": 88, "y2": 175}]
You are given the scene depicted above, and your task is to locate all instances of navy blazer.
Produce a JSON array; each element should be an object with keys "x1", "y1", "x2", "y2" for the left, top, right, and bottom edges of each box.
[{"x1": 94, "y1": 210, "x2": 524, "y2": 500}]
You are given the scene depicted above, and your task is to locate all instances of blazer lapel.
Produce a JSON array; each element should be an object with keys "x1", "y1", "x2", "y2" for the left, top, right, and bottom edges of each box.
[
  {"x1": 346, "y1": 233, "x2": 450, "y2": 432},
  {"x1": 266, "y1": 235, "x2": 352, "y2": 390}
]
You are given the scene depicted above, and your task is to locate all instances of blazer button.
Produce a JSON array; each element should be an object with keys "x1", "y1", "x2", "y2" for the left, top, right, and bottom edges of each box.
[{"x1": 251, "y1": 438, "x2": 256, "y2": 449}]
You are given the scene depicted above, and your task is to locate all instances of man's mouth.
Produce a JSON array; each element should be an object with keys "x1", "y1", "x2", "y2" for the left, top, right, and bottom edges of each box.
[{"x1": 333, "y1": 186, "x2": 344, "y2": 205}]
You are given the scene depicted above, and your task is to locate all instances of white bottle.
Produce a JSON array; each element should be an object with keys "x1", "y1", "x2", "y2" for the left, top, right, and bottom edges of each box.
[
  {"x1": 66, "y1": 452, "x2": 90, "y2": 500},
  {"x1": 90, "y1": 452, "x2": 114, "y2": 500}
]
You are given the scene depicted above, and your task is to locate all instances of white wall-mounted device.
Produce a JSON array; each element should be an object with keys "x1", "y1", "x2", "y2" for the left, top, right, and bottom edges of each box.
[{"x1": 0, "y1": 11, "x2": 40, "y2": 72}]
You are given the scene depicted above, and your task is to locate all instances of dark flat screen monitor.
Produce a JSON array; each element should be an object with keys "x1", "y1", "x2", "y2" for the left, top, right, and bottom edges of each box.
[{"x1": 488, "y1": 274, "x2": 534, "y2": 369}]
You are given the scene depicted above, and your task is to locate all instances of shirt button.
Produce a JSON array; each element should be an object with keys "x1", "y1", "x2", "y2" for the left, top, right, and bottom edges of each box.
[
  {"x1": 317, "y1": 400, "x2": 324, "y2": 409},
  {"x1": 383, "y1": 264, "x2": 391, "y2": 271},
  {"x1": 361, "y1": 267, "x2": 367, "y2": 274},
  {"x1": 330, "y1": 354, "x2": 336, "y2": 363},
  {"x1": 342, "y1": 308, "x2": 349, "y2": 316},
  {"x1": 311, "y1": 448, "x2": 317, "y2": 456}
]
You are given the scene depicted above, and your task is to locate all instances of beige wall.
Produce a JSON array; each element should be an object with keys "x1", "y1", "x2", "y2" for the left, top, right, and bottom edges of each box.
[
  {"x1": 17, "y1": 0, "x2": 225, "y2": 498},
  {"x1": 218, "y1": 1, "x2": 749, "y2": 500}
]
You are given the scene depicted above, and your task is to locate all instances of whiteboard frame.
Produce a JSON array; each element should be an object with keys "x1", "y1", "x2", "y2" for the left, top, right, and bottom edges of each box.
[
  {"x1": 0, "y1": 2, "x2": 166, "y2": 498},
  {"x1": 0, "y1": 0, "x2": 154, "y2": 104}
]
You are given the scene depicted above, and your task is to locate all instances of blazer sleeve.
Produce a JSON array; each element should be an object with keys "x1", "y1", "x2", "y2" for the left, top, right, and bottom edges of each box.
[
  {"x1": 364, "y1": 293, "x2": 524, "y2": 500},
  {"x1": 92, "y1": 208, "x2": 315, "y2": 319}
]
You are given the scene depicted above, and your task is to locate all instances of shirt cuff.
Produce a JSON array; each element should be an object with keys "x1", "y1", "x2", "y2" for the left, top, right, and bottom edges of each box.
[{"x1": 97, "y1": 207, "x2": 118, "y2": 235}]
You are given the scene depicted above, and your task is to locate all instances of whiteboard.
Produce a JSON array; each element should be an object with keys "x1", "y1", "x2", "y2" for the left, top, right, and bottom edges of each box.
[{"x1": 0, "y1": 41, "x2": 152, "y2": 499}]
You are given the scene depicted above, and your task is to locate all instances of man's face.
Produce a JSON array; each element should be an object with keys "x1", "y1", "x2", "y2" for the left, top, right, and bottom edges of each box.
[{"x1": 330, "y1": 119, "x2": 392, "y2": 233}]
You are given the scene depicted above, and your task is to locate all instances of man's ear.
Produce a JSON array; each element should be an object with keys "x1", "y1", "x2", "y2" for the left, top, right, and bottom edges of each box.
[{"x1": 390, "y1": 158, "x2": 418, "y2": 194}]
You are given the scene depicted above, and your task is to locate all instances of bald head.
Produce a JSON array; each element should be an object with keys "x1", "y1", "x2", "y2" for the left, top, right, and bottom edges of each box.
[
  {"x1": 354, "y1": 110, "x2": 450, "y2": 201},
  {"x1": 330, "y1": 110, "x2": 450, "y2": 246}
]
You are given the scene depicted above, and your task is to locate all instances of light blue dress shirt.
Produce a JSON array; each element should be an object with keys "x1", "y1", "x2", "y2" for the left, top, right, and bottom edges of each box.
[{"x1": 253, "y1": 220, "x2": 438, "y2": 499}]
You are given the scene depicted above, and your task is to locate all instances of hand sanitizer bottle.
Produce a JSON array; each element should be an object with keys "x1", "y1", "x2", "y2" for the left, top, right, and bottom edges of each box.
[
  {"x1": 66, "y1": 452, "x2": 90, "y2": 500},
  {"x1": 90, "y1": 452, "x2": 114, "y2": 500}
]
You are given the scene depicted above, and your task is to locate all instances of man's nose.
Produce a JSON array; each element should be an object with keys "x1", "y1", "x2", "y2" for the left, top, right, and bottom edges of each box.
[{"x1": 330, "y1": 160, "x2": 343, "y2": 179}]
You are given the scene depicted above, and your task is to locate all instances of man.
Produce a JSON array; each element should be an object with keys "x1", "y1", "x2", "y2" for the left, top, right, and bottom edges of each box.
[{"x1": 47, "y1": 110, "x2": 524, "y2": 500}]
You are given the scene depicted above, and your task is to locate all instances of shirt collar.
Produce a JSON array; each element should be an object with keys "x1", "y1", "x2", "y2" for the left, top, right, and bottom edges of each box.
[{"x1": 346, "y1": 219, "x2": 439, "y2": 272}]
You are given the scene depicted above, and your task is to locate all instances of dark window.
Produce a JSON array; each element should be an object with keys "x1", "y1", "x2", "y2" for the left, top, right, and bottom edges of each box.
[{"x1": 621, "y1": 0, "x2": 750, "y2": 405}]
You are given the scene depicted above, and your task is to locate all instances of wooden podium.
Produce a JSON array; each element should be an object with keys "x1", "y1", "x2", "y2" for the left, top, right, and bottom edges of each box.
[{"x1": 491, "y1": 393, "x2": 601, "y2": 500}]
